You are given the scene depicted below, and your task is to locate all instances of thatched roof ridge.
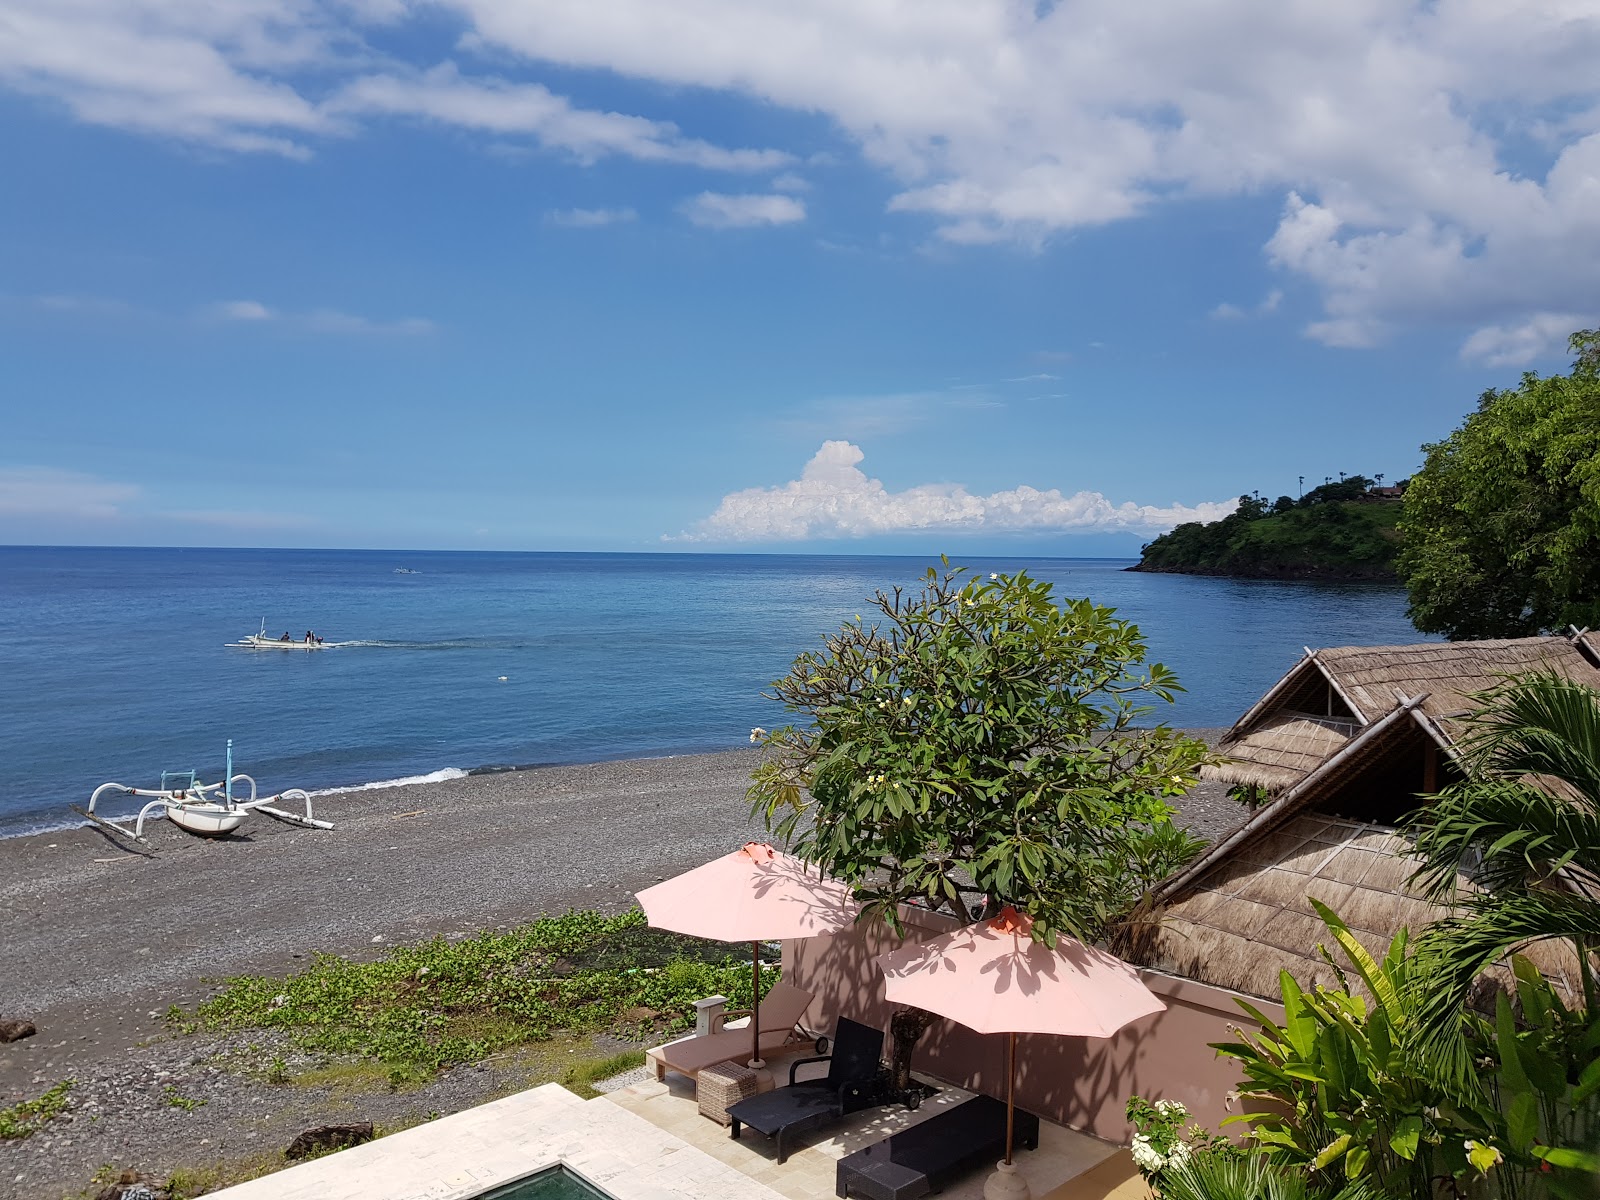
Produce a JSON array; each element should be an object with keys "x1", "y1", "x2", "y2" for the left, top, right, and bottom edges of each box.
[
  {"x1": 1313, "y1": 636, "x2": 1600, "y2": 744},
  {"x1": 1204, "y1": 634, "x2": 1600, "y2": 796},
  {"x1": 1169, "y1": 695, "x2": 1428, "y2": 902},
  {"x1": 1204, "y1": 712, "x2": 1357, "y2": 790}
]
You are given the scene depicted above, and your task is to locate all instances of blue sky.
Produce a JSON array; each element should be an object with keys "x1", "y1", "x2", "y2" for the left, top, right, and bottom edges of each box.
[{"x1": 2, "y1": 0, "x2": 1597, "y2": 554}]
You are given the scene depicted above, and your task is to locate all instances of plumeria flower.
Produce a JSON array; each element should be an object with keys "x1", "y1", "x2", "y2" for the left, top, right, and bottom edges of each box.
[
  {"x1": 749, "y1": 727, "x2": 767, "y2": 743},
  {"x1": 989, "y1": 572, "x2": 999, "y2": 580}
]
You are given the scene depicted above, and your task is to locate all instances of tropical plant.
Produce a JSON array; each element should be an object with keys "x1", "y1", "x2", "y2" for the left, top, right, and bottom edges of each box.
[
  {"x1": 1398, "y1": 329, "x2": 1600, "y2": 640},
  {"x1": 1408, "y1": 671, "x2": 1600, "y2": 1024},
  {"x1": 1158, "y1": 1153, "x2": 1388, "y2": 1200},
  {"x1": 1217, "y1": 903, "x2": 1501, "y2": 1198},
  {"x1": 748, "y1": 561, "x2": 1212, "y2": 943}
]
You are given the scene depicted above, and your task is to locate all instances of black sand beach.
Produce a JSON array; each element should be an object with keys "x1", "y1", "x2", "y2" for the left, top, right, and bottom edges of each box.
[{"x1": 0, "y1": 742, "x2": 1239, "y2": 1199}]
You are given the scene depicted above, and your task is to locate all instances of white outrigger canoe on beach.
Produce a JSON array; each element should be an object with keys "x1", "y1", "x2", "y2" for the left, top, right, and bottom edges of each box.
[
  {"x1": 228, "y1": 620, "x2": 332, "y2": 650},
  {"x1": 73, "y1": 740, "x2": 333, "y2": 845}
]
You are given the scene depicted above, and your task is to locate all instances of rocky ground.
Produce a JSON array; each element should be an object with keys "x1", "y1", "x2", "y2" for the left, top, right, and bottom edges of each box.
[{"x1": 0, "y1": 738, "x2": 1244, "y2": 1200}]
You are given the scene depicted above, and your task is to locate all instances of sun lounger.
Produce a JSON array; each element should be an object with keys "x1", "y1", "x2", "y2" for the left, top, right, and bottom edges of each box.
[
  {"x1": 648, "y1": 980, "x2": 816, "y2": 1082},
  {"x1": 727, "y1": 1016, "x2": 887, "y2": 1164},
  {"x1": 834, "y1": 1094, "x2": 1040, "y2": 1199}
]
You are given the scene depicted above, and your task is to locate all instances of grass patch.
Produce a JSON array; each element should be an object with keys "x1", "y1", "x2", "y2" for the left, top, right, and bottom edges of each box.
[
  {"x1": 559, "y1": 1049, "x2": 647, "y2": 1100},
  {"x1": 177, "y1": 909, "x2": 766, "y2": 1085},
  {"x1": 0, "y1": 1080, "x2": 72, "y2": 1140},
  {"x1": 293, "y1": 1058, "x2": 416, "y2": 1094}
]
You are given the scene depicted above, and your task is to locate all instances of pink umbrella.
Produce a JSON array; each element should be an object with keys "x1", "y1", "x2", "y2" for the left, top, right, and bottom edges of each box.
[
  {"x1": 877, "y1": 907, "x2": 1164, "y2": 1195},
  {"x1": 637, "y1": 842, "x2": 860, "y2": 1070}
]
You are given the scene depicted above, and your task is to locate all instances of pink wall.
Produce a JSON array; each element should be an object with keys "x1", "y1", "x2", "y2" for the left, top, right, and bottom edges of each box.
[{"x1": 782, "y1": 906, "x2": 1282, "y2": 1145}]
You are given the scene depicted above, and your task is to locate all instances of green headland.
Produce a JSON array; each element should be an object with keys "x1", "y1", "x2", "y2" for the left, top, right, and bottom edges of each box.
[{"x1": 1130, "y1": 475, "x2": 1403, "y2": 582}]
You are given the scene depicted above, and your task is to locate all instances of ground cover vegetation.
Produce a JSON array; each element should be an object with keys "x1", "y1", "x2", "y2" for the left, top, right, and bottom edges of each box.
[
  {"x1": 175, "y1": 909, "x2": 759, "y2": 1089},
  {"x1": 1133, "y1": 475, "x2": 1403, "y2": 581},
  {"x1": 1399, "y1": 331, "x2": 1600, "y2": 640},
  {"x1": 1130, "y1": 673, "x2": 1600, "y2": 1199},
  {"x1": 0, "y1": 1080, "x2": 72, "y2": 1140}
]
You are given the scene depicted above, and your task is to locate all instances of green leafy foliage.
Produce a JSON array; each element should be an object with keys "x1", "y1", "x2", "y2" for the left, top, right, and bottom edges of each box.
[
  {"x1": 749, "y1": 562, "x2": 1211, "y2": 942},
  {"x1": 1408, "y1": 672, "x2": 1600, "y2": 1027},
  {"x1": 1135, "y1": 495, "x2": 1402, "y2": 580},
  {"x1": 179, "y1": 909, "x2": 758, "y2": 1081},
  {"x1": 1216, "y1": 904, "x2": 1499, "y2": 1198},
  {"x1": 1157, "y1": 1153, "x2": 1388, "y2": 1200},
  {"x1": 1398, "y1": 329, "x2": 1600, "y2": 639},
  {"x1": 0, "y1": 1080, "x2": 72, "y2": 1140}
]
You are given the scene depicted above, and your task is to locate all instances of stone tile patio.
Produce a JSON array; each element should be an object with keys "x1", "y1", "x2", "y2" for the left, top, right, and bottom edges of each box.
[
  {"x1": 606, "y1": 1045, "x2": 1128, "y2": 1200},
  {"x1": 203, "y1": 1081, "x2": 789, "y2": 1200}
]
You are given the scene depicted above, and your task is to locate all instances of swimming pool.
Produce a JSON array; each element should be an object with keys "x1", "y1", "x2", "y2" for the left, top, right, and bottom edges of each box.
[{"x1": 471, "y1": 1164, "x2": 614, "y2": 1200}]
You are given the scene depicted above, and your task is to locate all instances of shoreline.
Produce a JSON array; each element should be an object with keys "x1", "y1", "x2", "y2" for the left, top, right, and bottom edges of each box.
[{"x1": 0, "y1": 743, "x2": 751, "y2": 842}]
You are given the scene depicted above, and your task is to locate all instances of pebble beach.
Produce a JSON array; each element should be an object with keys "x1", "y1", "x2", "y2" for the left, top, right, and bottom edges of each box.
[{"x1": 0, "y1": 740, "x2": 1238, "y2": 1199}]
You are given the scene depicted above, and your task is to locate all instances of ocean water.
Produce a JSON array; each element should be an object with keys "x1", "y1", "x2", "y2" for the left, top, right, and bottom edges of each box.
[{"x1": 0, "y1": 547, "x2": 1427, "y2": 836}]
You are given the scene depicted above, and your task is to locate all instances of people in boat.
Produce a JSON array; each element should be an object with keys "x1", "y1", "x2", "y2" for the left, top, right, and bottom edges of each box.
[
  {"x1": 280, "y1": 631, "x2": 292, "y2": 642},
  {"x1": 304, "y1": 630, "x2": 315, "y2": 643}
]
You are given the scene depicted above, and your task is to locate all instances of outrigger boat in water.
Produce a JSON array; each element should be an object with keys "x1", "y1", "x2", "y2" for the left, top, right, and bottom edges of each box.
[
  {"x1": 74, "y1": 740, "x2": 333, "y2": 844},
  {"x1": 228, "y1": 620, "x2": 332, "y2": 650}
]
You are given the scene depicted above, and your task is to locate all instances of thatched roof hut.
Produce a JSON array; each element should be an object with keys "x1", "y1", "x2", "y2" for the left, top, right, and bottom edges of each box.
[
  {"x1": 1123, "y1": 632, "x2": 1600, "y2": 1003},
  {"x1": 1204, "y1": 634, "x2": 1600, "y2": 797}
]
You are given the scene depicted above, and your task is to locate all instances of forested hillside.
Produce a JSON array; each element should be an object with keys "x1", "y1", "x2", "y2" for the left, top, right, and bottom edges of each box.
[{"x1": 1131, "y1": 476, "x2": 1403, "y2": 581}]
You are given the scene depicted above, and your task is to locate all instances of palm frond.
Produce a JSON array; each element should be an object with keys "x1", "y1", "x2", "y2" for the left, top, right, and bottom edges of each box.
[
  {"x1": 1412, "y1": 890, "x2": 1600, "y2": 1035},
  {"x1": 1458, "y1": 671, "x2": 1600, "y2": 806},
  {"x1": 1407, "y1": 778, "x2": 1600, "y2": 902}
]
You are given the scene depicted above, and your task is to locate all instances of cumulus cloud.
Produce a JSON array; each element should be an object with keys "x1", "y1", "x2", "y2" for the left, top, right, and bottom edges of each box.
[
  {"x1": 676, "y1": 441, "x2": 1235, "y2": 542},
  {"x1": 544, "y1": 206, "x2": 637, "y2": 227},
  {"x1": 210, "y1": 300, "x2": 434, "y2": 334},
  {"x1": 0, "y1": 466, "x2": 139, "y2": 519},
  {"x1": 680, "y1": 191, "x2": 806, "y2": 229},
  {"x1": 1459, "y1": 313, "x2": 1595, "y2": 368},
  {"x1": 3, "y1": 0, "x2": 1599, "y2": 353}
]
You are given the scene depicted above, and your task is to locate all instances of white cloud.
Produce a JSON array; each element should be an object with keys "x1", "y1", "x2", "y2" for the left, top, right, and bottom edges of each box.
[
  {"x1": 0, "y1": 466, "x2": 139, "y2": 519},
  {"x1": 329, "y1": 63, "x2": 789, "y2": 169},
  {"x1": 437, "y1": 0, "x2": 1600, "y2": 355},
  {"x1": 770, "y1": 171, "x2": 810, "y2": 192},
  {"x1": 676, "y1": 441, "x2": 1235, "y2": 542},
  {"x1": 210, "y1": 299, "x2": 434, "y2": 334},
  {"x1": 1210, "y1": 289, "x2": 1282, "y2": 321},
  {"x1": 3, "y1": 0, "x2": 1599, "y2": 352},
  {"x1": 1459, "y1": 312, "x2": 1594, "y2": 367},
  {"x1": 218, "y1": 299, "x2": 273, "y2": 321},
  {"x1": 680, "y1": 191, "x2": 806, "y2": 229},
  {"x1": 163, "y1": 508, "x2": 317, "y2": 529},
  {"x1": 544, "y1": 206, "x2": 637, "y2": 227}
]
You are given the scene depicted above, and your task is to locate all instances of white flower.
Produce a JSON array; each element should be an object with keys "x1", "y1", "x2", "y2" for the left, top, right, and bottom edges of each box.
[
  {"x1": 749, "y1": 727, "x2": 767, "y2": 743},
  {"x1": 989, "y1": 572, "x2": 999, "y2": 580},
  {"x1": 1154, "y1": 1099, "x2": 1189, "y2": 1119},
  {"x1": 1167, "y1": 1140, "x2": 1192, "y2": 1168},
  {"x1": 903, "y1": 695, "x2": 914, "y2": 706},
  {"x1": 1130, "y1": 1136, "x2": 1164, "y2": 1173}
]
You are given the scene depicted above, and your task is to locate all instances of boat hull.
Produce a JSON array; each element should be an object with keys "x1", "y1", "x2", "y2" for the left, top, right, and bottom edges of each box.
[{"x1": 166, "y1": 803, "x2": 247, "y2": 836}]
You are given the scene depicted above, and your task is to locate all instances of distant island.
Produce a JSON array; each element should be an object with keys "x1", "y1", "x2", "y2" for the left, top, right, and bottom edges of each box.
[{"x1": 1130, "y1": 475, "x2": 1405, "y2": 581}]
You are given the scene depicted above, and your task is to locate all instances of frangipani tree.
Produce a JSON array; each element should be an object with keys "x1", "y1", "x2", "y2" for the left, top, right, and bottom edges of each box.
[{"x1": 749, "y1": 562, "x2": 1211, "y2": 945}]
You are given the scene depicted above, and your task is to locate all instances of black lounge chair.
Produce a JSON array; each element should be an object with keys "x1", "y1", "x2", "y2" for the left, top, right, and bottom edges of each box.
[
  {"x1": 726, "y1": 1016, "x2": 887, "y2": 1164},
  {"x1": 835, "y1": 1093, "x2": 1040, "y2": 1199}
]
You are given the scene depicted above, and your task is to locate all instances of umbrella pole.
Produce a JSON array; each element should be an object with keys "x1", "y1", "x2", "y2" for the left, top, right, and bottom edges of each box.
[
  {"x1": 750, "y1": 939, "x2": 762, "y2": 1068},
  {"x1": 1004, "y1": 1031, "x2": 1016, "y2": 1165}
]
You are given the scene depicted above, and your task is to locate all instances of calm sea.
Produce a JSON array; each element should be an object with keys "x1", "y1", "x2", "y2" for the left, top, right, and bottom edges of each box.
[{"x1": 0, "y1": 547, "x2": 1427, "y2": 836}]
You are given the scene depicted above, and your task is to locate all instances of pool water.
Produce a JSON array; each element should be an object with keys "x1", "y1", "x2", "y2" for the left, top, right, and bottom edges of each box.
[{"x1": 473, "y1": 1165, "x2": 613, "y2": 1199}]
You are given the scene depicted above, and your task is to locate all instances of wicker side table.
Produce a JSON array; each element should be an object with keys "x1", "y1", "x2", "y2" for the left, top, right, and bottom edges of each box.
[{"x1": 697, "y1": 1061, "x2": 759, "y2": 1126}]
